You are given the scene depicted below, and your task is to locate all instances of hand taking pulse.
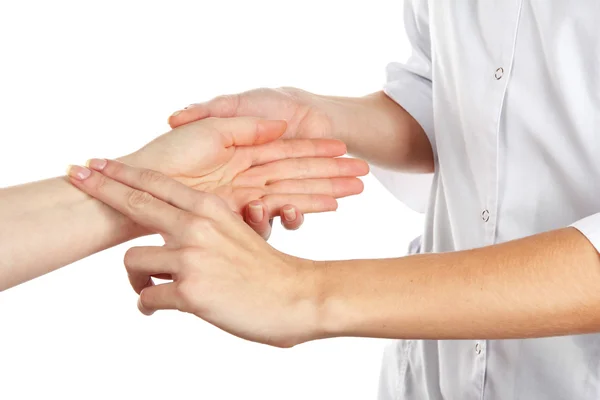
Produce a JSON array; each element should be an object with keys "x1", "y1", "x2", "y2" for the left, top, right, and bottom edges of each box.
[
  {"x1": 121, "y1": 117, "x2": 369, "y2": 239},
  {"x1": 68, "y1": 159, "x2": 321, "y2": 347}
]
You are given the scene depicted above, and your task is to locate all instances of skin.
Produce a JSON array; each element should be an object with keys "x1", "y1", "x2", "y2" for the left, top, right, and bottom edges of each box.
[
  {"x1": 169, "y1": 89, "x2": 434, "y2": 173},
  {"x1": 0, "y1": 117, "x2": 368, "y2": 291},
  {"x1": 69, "y1": 159, "x2": 600, "y2": 348},
  {"x1": 168, "y1": 88, "x2": 435, "y2": 234}
]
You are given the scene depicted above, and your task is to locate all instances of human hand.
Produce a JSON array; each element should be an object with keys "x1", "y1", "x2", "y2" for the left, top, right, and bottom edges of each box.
[
  {"x1": 67, "y1": 159, "x2": 323, "y2": 348},
  {"x1": 166, "y1": 87, "x2": 434, "y2": 175},
  {"x1": 121, "y1": 117, "x2": 368, "y2": 238},
  {"x1": 166, "y1": 88, "x2": 352, "y2": 235},
  {"x1": 168, "y1": 87, "x2": 333, "y2": 140}
]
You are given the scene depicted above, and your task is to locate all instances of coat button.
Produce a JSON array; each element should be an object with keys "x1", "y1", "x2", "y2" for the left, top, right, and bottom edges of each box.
[
  {"x1": 482, "y1": 209, "x2": 490, "y2": 222},
  {"x1": 495, "y1": 67, "x2": 504, "y2": 80}
]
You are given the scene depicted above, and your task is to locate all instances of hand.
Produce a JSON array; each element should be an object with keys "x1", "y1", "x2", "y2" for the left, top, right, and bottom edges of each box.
[
  {"x1": 168, "y1": 87, "x2": 333, "y2": 140},
  {"x1": 121, "y1": 117, "x2": 369, "y2": 238},
  {"x1": 166, "y1": 88, "x2": 344, "y2": 235},
  {"x1": 167, "y1": 87, "x2": 434, "y2": 174},
  {"x1": 67, "y1": 159, "x2": 322, "y2": 348}
]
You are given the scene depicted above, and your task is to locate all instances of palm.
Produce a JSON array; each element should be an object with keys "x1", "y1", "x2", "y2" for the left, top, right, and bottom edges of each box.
[
  {"x1": 129, "y1": 117, "x2": 367, "y2": 218},
  {"x1": 181, "y1": 148, "x2": 273, "y2": 213},
  {"x1": 137, "y1": 125, "x2": 271, "y2": 213}
]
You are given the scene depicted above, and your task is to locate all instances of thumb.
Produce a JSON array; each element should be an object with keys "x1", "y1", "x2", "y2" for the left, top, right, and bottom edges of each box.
[
  {"x1": 168, "y1": 95, "x2": 240, "y2": 128},
  {"x1": 212, "y1": 117, "x2": 288, "y2": 147}
]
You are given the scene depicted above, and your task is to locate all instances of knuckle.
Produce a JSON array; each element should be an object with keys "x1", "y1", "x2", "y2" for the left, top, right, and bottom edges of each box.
[
  {"x1": 205, "y1": 196, "x2": 228, "y2": 217},
  {"x1": 189, "y1": 195, "x2": 208, "y2": 214},
  {"x1": 127, "y1": 190, "x2": 153, "y2": 209},
  {"x1": 174, "y1": 281, "x2": 199, "y2": 312},
  {"x1": 192, "y1": 194, "x2": 227, "y2": 216},
  {"x1": 203, "y1": 195, "x2": 222, "y2": 210},
  {"x1": 202, "y1": 218, "x2": 220, "y2": 236},
  {"x1": 180, "y1": 217, "x2": 207, "y2": 242},
  {"x1": 186, "y1": 215, "x2": 206, "y2": 232},
  {"x1": 139, "y1": 169, "x2": 166, "y2": 186},
  {"x1": 177, "y1": 249, "x2": 198, "y2": 268}
]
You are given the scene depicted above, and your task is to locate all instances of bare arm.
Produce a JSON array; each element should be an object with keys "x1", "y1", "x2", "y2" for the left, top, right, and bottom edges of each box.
[
  {"x1": 0, "y1": 172, "x2": 143, "y2": 291},
  {"x1": 0, "y1": 116, "x2": 363, "y2": 291},
  {"x1": 313, "y1": 91, "x2": 434, "y2": 173},
  {"x1": 62, "y1": 159, "x2": 600, "y2": 347},
  {"x1": 318, "y1": 227, "x2": 600, "y2": 340},
  {"x1": 169, "y1": 89, "x2": 434, "y2": 174}
]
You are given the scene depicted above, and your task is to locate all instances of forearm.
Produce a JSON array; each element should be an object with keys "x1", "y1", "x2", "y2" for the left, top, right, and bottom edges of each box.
[
  {"x1": 315, "y1": 91, "x2": 434, "y2": 173},
  {"x1": 315, "y1": 227, "x2": 600, "y2": 340},
  {"x1": 0, "y1": 170, "x2": 144, "y2": 291}
]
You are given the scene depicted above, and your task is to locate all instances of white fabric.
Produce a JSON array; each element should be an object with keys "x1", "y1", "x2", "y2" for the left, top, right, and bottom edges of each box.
[{"x1": 375, "y1": 1, "x2": 600, "y2": 399}]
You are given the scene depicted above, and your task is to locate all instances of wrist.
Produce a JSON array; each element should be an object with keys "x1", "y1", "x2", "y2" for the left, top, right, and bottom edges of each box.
[
  {"x1": 286, "y1": 256, "x2": 328, "y2": 344},
  {"x1": 276, "y1": 86, "x2": 393, "y2": 146},
  {"x1": 307, "y1": 259, "x2": 381, "y2": 341},
  {"x1": 104, "y1": 153, "x2": 153, "y2": 238},
  {"x1": 316, "y1": 91, "x2": 407, "y2": 154},
  {"x1": 296, "y1": 258, "x2": 349, "y2": 342},
  {"x1": 313, "y1": 93, "x2": 374, "y2": 143}
]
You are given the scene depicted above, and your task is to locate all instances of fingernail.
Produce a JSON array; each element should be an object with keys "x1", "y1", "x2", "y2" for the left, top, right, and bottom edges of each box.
[
  {"x1": 170, "y1": 110, "x2": 182, "y2": 118},
  {"x1": 249, "y1": 203, "x2": 263, "y2": 223},
  {"x1": 283, "y1": 207, "x2": 296, "y2": 222},
  {"x1": 86, "y1": 158, "x2": 107, "y2": 171},
  {"x1": 66, "y1": 165, "x2": 91, "y2": 180}
]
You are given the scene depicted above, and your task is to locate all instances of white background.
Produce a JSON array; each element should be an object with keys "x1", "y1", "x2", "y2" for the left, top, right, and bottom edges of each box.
[{"x1": 0, "y1": 1, "x2": 422, "y2": 399}]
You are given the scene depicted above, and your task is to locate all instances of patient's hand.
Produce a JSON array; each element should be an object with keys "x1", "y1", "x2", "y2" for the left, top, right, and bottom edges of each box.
[{"x1": 120, "y1": 117, "x2": 368, "y2": 230}]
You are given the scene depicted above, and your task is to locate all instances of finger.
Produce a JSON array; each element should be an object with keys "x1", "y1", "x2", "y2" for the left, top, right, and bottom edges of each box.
[
  {"x1": 66, "y1": 164, "x2": 187, "y2": 235},
  {"x1": 245, "y1": 139, "x2": 347, "y2": 167},
  {"x1": 266, "y1": 177, "x2": 365, "y2": 198},
  {"x1": 239, "y1": 157, "x2": 370, "y2": 183},
  {"x1": 168, "y1": 95, "x2": 240, "y2": 128},
  {"x1": 86, "y1": 158, "x2": 203, "y2": 213},
  {"x1": 207, "y1": 117, "x2": 287, "y2": 147},
  {"x1": 139, "y1": 283, "x2": 180, "y2": 315},
  {"x1": 261, "y1": 194, "x2": 338, "y2": 218},
  {"x1": 280, "y1": 205, "x2": 304, "y2": 231},
  {"x1": 244, "y1": 201, "x2": 272, "y2": 240},
  {"x1": 124, "y1": 246, "x2": 178, "y2": 294}
]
